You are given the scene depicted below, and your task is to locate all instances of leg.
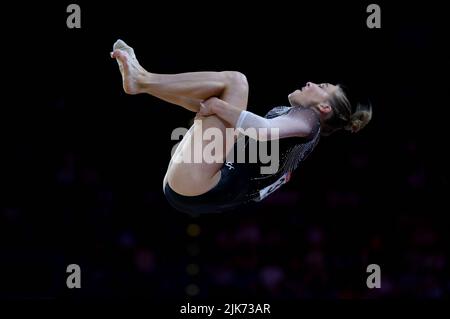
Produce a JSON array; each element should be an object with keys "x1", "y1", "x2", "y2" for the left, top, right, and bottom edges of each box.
[
  {"x1": 112, "y1": 40, "x2": 249, "y2": 196},
  {"x1": 112, "y1": 40, "x2": 243, "y2": 112},
  {"x1": 164, "y1": 70, "x2": 249, "y2": 195}
]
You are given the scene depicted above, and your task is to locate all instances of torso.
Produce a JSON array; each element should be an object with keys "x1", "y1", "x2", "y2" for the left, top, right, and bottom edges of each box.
[{"x1": 230, "y1": 105, "x2": 321, "y2": 203}]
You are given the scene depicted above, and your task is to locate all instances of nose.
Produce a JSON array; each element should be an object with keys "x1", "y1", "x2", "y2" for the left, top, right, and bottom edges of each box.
[{"x1": 306, "y1": 82, "x2": 313, "y2": 87}]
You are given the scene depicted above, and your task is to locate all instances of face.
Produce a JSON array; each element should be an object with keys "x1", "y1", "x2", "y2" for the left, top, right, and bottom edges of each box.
[{"x1": 288, "y1": 82, "x2": 339, "y2": 108}]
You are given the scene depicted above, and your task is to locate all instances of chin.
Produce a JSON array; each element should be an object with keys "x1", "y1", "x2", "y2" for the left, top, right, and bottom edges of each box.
[{"x1": 288, "y1": 97, "x2": 301, "y2": 107}]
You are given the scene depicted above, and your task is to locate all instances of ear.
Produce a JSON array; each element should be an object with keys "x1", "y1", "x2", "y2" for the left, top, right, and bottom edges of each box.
[{"x1": 317, "y1": 103, "x2": 332, "y2": 115}]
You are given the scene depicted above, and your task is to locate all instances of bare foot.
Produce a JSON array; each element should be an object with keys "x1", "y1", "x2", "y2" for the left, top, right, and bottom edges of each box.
[{"x1": 111, "y1": 39, "x2": 148, "y2": 94}]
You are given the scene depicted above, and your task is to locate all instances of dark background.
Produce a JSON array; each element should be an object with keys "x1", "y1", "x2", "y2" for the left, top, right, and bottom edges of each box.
[{"x1": 1, "y1": 0, "x2": 448, "y2": 306}]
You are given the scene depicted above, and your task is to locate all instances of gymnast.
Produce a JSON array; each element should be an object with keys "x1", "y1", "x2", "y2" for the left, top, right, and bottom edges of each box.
[{"x1": 111, "y1": 39, "x2": 372, "y2": 215}]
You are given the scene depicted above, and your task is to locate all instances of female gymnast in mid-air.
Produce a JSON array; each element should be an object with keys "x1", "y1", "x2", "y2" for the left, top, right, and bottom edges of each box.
[{"x1": 111, "y1": 39, "x2": 372, "y2": 215}]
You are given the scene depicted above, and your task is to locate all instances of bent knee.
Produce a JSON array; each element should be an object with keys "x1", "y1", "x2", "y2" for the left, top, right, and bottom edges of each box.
[
  {"x1": 221, "y1": 71, "x2": 249, "y2": 110},
  {"x1": 222, "y1": 71, "x2": 249, "y2": 91}
]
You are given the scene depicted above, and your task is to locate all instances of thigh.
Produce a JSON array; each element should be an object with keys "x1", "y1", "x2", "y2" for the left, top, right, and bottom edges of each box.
[{"x1": 166, "y1": 115, "x2": 232, "y2": 196}]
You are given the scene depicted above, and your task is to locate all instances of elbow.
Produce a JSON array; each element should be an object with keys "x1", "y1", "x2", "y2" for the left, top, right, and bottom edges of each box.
[
  {"x1": 259, "y1": 127, "x2": 281, "y2": 142},
  {"x1": 239, "y1": 127, "x2": 269, "y2": 142},
  {"x1": 250, "y1": 128, "x2": 278, "y2": 142}
]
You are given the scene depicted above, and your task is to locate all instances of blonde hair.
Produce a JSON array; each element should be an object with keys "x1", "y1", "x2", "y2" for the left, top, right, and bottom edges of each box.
[{"x1": 321, "y1": 85, "x2": 372, "y2": 136}]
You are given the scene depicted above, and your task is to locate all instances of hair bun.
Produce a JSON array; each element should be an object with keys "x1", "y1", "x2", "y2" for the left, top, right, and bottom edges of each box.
[
  {"x1": 344, "y1": 102, "x2": 373, "y2": 133},
  {"x1": 345, "y1": 118, "x2": 363, "y2": 133}
]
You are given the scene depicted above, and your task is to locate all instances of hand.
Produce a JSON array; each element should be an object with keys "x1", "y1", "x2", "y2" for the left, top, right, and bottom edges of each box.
[
  {"x1": 198, "y1": 102, "x2": 214, "y2": 116},
  {"x1": 198, "y1": 97, "x2": 227, "y2": 116}
]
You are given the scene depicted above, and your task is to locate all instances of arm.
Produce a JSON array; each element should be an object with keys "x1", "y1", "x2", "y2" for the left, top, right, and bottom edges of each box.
[
  {"x1": 200, "y1": 97, "x2": 243, "y2": 129},
  {"x1": 199, "y1": 97, "x2": 314, "y2": 141}
]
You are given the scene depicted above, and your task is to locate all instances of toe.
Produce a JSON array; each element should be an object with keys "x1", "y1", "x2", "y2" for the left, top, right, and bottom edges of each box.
[
  {"x1": 113, "y1": 39, "x2": 128, "y2": 51},
  {"x1": 113, "y1": 49, "x2": 127, "y2": 60},
  {"x1": 113, "y1": 39, "x2": 136, "y2": 59},
  {"x1": 112, "y1": 49, "x2": 120, "y2": 59}
]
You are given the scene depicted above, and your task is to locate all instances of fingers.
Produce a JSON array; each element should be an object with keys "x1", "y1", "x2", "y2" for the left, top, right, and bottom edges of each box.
[
  {"x1": 202, "y1": 97, "x2": 227, "y2": 108},
  {"x1": 198, "y1": 101, "x2": 216, "y2": 117},
  {"x1": 198, "y1": 104, "x2": 211, "y2": 116}
]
